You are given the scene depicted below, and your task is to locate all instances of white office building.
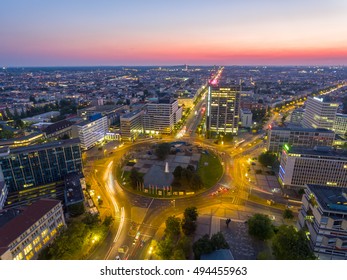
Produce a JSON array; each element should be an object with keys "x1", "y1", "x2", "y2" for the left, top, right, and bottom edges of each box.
[
  {"x1": 142, "y1": 98, "x2": 182, "y2": 134},
  {"x1": 120, "y1": 110, "x2": 144, "y2": 142},
  {"x1": 333, "y1": 113, "x2": 347, "y2": 136},
  {"x1": 290, "y1": 108, "x2": 305, "y2": 126},
  {"x1": 298, "y1": 184, "x2": 347, "y2": 260},
  {"x1": 267, "y1": 127, "x2": 335, "y2": 154},
  {"x1": 240, "y1": 109, "x2": 253, "y2": 128},
  {"x1": 302, "y1": 97, "x2": 338, "y2": 130},
  {"x1": 72, "y1": 114, "x2": 108, "y2": 150},
  {"x1": 279, "y1": 146, "x2": 347, "y2": 188}
]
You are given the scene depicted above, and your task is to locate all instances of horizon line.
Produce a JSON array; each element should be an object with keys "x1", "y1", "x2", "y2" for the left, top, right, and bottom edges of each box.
[{"x1": 1, "y1": 64, "x2": 346, "y2": 68}]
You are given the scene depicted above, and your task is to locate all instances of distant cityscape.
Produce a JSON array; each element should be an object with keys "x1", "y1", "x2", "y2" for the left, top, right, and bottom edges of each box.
[{"x1": 1, "y1": 65, "x2": 347, "y2": 261}]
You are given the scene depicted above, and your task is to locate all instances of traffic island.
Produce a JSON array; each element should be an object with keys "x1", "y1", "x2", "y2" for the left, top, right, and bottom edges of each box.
[{"x1": 117, "y1": 141, "x2": 223, "y2": 198}]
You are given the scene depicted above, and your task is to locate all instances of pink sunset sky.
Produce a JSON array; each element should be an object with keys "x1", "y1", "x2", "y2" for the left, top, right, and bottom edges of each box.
[{"x1": 1, "y1": 0, "x2": 347, "y2": 66}]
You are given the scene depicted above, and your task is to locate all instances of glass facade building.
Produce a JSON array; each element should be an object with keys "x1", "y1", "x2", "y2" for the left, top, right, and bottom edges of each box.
[
  {"x1": 0, "y1": 139, "x2": 82, "y2": 206},
  {"x1": 206, "y1": 85, "x2": 240, "y2": 135}
]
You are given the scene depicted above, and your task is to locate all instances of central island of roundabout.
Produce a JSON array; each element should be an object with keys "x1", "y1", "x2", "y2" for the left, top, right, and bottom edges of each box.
[{"x1": 117, "y1": 141, "x2": 223, "y2": 197}]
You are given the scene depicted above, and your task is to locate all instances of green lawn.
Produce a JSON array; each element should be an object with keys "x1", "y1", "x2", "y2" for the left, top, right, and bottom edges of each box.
[{"x1": 197, "y1": 152, "x2": 223, "y2": 188}]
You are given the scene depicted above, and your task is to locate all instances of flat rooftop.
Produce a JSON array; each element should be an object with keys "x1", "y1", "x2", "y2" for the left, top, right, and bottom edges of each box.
[
  {"x1": 84, "y1": 105, "x2": 124, "y2": 112},
  {"x1": 288, "y1": 146, "x2": 347, "y2": 158},
  {"x1": 76, "y1": 115, "x2": 106, "y2": 127},
  {"x1": 307, "y1": 184, "x2": 347, "y2": 213},
  {"x1": 0, "y1": 138, "x2": 80, "y2": 156},
  {"x1": 121, "y1": 109, "x2": 142, "y2": 119},
  {"x1": 64, "y1": 173, "x2": 84, "y2": 206},
  {"x1": 271, "y1": 126, "x2": 334, "y2": 133}
]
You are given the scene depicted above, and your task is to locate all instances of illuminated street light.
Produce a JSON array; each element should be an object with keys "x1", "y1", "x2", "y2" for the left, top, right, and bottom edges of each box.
[{"x1": 148, "y1": 246, "x2": 153, "y2": 255}]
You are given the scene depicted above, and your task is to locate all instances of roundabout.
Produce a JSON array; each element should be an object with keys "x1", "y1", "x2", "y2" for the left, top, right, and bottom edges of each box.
[{"x1": 117, "y1": 141, "x2": 223, "y2": 198}]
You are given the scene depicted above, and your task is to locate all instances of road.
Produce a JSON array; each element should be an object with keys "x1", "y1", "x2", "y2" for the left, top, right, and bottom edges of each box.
[{"x1": 85, "y1": 73, "x2": 305, "y2": 260}]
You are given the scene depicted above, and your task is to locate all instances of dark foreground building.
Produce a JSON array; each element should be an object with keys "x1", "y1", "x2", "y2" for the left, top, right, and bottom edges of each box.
[{"x1": 0, "y1": 138, "x2": 83, "y2": 208}]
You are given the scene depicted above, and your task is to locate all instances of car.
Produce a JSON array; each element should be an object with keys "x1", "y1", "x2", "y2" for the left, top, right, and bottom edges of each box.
[
  {"x1": 272, "y1": 188, "x2": 281, "y2": 193},
  {"x1": 133, "y1": 231, "x2": 141, "y2": 245}
]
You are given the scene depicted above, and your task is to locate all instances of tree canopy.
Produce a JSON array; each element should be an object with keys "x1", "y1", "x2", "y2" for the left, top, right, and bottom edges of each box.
[
  {"x1": 192, "y1": 232, "x2": 229, "y2": 259},
  {"x1": 247, "y1": 213, "x2": 274, "y2": 240},
  {"x1": 156, "y1": 214, "x2": 192, "y2": 260},
  {"x1": 164, "y1": 216, "x2": 181, "y2": 238},
  {"x1": 129, "y1": 168, "x2": 143, "y2": 190},
  {"x1": 155, "y1": 143, "x2": 171, "y2": 160},
  {"x1": 181, "y1": 207, "x2": 198, "y2": 236},
  {"x1": 172, "y1": 165, "x2": 204, "y2": 191},
  {"x1": 258, "y1": 151, "x2": 277, "y2": 168},
  {"x1": 272, "y1": 225, "x2": 315, "y2": 260},
  {"x1": 38, "y1": 214, "x2": 112, "y2": 260},
  {"x1": 283, "y1": 209, "x2": 294, "y2": 220}
]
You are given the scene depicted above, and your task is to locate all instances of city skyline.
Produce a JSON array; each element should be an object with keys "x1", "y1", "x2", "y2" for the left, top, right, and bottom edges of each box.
[{"x1": 1, "y1": 0, "x2": 347, "y2": 67}]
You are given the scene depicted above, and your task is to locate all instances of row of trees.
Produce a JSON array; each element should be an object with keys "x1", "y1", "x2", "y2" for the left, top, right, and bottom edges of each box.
[
  {"x1": 155, "y1": 143, "x2": 171, "y2": 160},
  {"x1": 1, "y1": 99, "x2": 83, "y2": 123},
  {"x1": 192, "y1": 232, "x2": 229, "y2": 259},
  {"x1": 129, "y1": 168, "x2": 143, "y2": 190},
  {"x1": 38, "y1": 213, "x2": 113, "y2": 260},
  {"x1": 172, "y1": 165, "x2": 204, "y2": 191},
  {"x1": 247, "y1": 213, "x2": 315, "y2": 260},
  {"x1": 156, "y1": 207, "x2": 198, "y2": 260}
]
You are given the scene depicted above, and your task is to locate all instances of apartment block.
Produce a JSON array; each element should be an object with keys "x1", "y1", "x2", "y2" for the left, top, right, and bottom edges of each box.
[
  {"x1": 298, "y1": 184, "x2": 347, "y2": 260},
  {"x1": 142, "y1": 98, "x2": 182, "y2": 134},
  {"x1": 333, "y1": 113, "x2": 347, "y2": 136},
  {"x1": 72, "y1": 113, "x2": 108, "y2": 150},
  {"x1": 290, "y1": 108, "x2": 305, "y2": 125},
  {"x1": 0, "y1": 199, "x2": 66, "y2": 260},
  {"x1": 302, "y1": 97, "x2": 338, "y2": 130},
  {"x1": 120, "y1": 109, "x2": 144, "y2": 142}
]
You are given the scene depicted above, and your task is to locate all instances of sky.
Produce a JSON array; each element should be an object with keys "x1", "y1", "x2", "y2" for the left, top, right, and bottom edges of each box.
[{"x1": 1, "y1": 0, "x2": 347, "y2": 66}]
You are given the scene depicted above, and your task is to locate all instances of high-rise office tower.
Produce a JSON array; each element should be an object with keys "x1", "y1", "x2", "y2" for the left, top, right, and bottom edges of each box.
[
  {"x1": 206, "y1": 85, "x2": 240, "y2": 135},
  {"x1": 302, "y1": 97, "x2": 338, "y2": 130}
]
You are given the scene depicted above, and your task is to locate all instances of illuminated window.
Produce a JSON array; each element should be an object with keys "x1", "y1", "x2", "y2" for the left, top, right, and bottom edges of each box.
[
  {"x1": 33, "y1": 236, "x2": 40, "y2": 246},
  {"x1": 24, "y1": 244, "x2": 33, "y2": 255},
  {"x1": 26, "y1": 251, "x2": 34, "y2": 260},
  {"x1": 13, "y1": 253, "x2": 23, "y2": 260},
  {"x1": 41, "y1": 229, "x2": 48, "y2": 238},
  {"x1": 34, "y1": 244, "x2": 42, "y2": 252},
  {"x1": 50, "y1": 229, "x2": 57, "y2": 237},
  {"x1": 43, "y1": 236, "x2": 50, "y2": 245}
]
